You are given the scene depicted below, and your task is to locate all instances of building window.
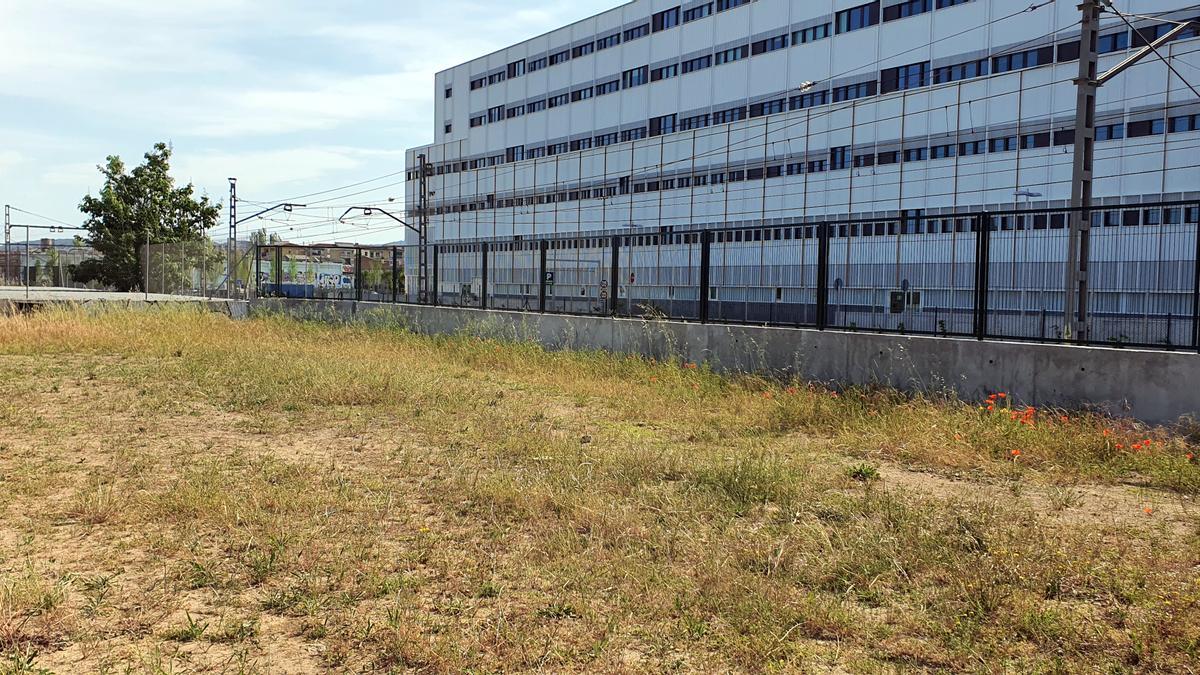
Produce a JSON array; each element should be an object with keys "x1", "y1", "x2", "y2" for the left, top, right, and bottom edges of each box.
[
  {"x1": 596, "y1": 80, "x2": 621, "y2": 95},
  {"x1": 750, "y1": 99, "x2": 786, "y2": 117},
  {"x1": 595, "y1": 132, "x2": 619, "y2": 146},
  {"x1": 527, "y1": 57, "x2": 548, "y2": 72},
  {"x1": 470, "y1": 77, "x2": 486, "y2": 90},
  {"x1": 884, "y1": 0, "x2": 931, "y2": 22},
  {"x1": 682, "y1": 55, "x2": 712, "y2": 73},
  {"x1": 620, "y1": 127, "x2": 648, "y2": 142},
  {"x1": 649, "y1": 114, "x2": 677, "y2": 136},
  {"x1": 793, "y1": 23, "x2": 831, "y2": 44},
  {"x1": 832, "y1": 81, "x2": 877, "y2": 102},
  {"x1": 1169, "y1": 114, "x2": 1200, "y2": 132},
  {"x1": 469, "y1": 115, "x2": 484, "y2": 127},
  {"x1": 444, "y1": 86, "x2": 453, "y2": 98},
  {"x1": 932, "y1": 58, "x2": 987, "y2": 84},
  {"x1": 506, "y1": 104, "x2": 526, "y2": 119},
  {"x1": 903, "y1": 147, "x2": 928, "y2": 162},
  {"x1": 507, "y1": 61, "x2": 525, "y2": 78},
  {"x1": 1095, "y1": 123, "x2": 1124, "y2": 141},
  {"x1": 684, "y1": 3, "x2": 713, "y2": 21},
  {"x1": 680, "y1": 113, "x2": 710, "y2": 130},
  {"x1": 526, "y1": 146, "x2": 546, "y2": 159},
  {"x1": 711, "y1": 106, "x2": 747, "y2": 124},
  {"x1": 547, "y1": 93, "x2": 570, "y2": 108},
  {"x1": 716, "y1": 0, "x2": 748, "y2": 11},
  {"x1": 1020, "y1": 132, "x2": 1051, "y2": 149},
  {"x1": 487, "y1": 72, "x2": 505, "y2": 85},
  {"x1": 1053, "y1": 129, "x2": 1075, "y2": 145},
  {"x1": 622, "y1": 65, "x2": 649, "y2": 88},
  {"x1": 930, "y1": 143, "x2": 955, "y2": 159},
  {"x1": 836, "y1": 2, "x2": 880, "y2": 34},
  {"x1": 751, "y1": 34, "x2": 788, "y2": 55},
  {"x1": 548, "y1": 50, "x2": 570, "y2": 66},
  {"x1": 988, "y1": 136, "x2": 1017, "y2": 153},
  {"x1": 853, "y1": 153, "x2": 875, "y2": 167},
  {"x1": 570, "y1": 138, "x2": 593, "y2": 151},
  {"x1": 444, "y1": 123, "x2": 453, "y2": 134},
  {"x1": 715, "y1": 45, "x2": 749, "y2": 65},
  {"x1": 624, "y1": 24, "x2": 650, "y2": 41},
  {"x1": 830, "y1": 146, "x2": 850, "y2": 170},
  {"x1": 596, "y1": 33, "x2": 621, "y2": 50},
  {"x1": 880, "y1": 61, "x2": 929, "y2": 93},
  {"x1": 527, "y1": 99, "x2": 547, "y2": 113},
  {"x1": 958, "y1": 140, "x2": 986, "y2": 156},
  {"x1": 1127, "y1": 118, "x2": 1165, "y2": 137},
  {"x1": 653, "y1": 7, "x2": 681, "y2": 31},
  {"x1": 790, "y1": 90, "x2": 828, "y2": 109},
  {"x1": 935, "y1": 0, "x2": 973, "y2": 7},
  {"x1": 487, "y1": 105, "x2": 505, "y2": 123},
  {"x1": 570, "y1": 87, "x2": 594, "y2": 102},
  {"x1": 546, "y1": 142, "x2": 569, "y2": 155},
  {"x1": 992, "y1": 46, "x2": 1054, "y2": 74},
  {"x1": 1098, "y1": 31, "x2": 1129, "y2": 53},
  {"x1": 651, "y1": 64, "x2": 679, "y2": 81},
  {"x1": 572, "y1": 43, "x2": 594, "y2": 58},
  {"x1": 807, "y1": 159, "x2": 828, "y2": 173},
  {"x1": 505, "y1": 146, "x2": 525, "y2": 163}
]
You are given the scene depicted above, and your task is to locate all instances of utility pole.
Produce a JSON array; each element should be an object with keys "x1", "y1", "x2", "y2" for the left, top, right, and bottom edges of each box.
[
  {"x1": 1065, "y1": 0, "x2": 1102, "y2": 342},
  {"x1": 228, "y1": 177, "x2": 238, "y2": 299},
  {"x1": 1066, "y1": 2, "x2": 1193, "y2": 341},
  {"x1": 418, "y1": 153, "x2": 430, "y2": 302},
  {"x1": 3, "y1": 205, "x2": 10, "y2": 286}
]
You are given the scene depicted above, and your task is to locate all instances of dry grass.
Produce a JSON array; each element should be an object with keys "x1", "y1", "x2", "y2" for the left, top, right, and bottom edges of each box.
[{"x1": 0, "y1": 305, "x2": 1196, "y2": 673}]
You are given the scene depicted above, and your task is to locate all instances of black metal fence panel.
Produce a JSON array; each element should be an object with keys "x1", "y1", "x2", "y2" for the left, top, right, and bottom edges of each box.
[{"x1": 255, "y1": 200, "x2": 1200, "y2": 353}]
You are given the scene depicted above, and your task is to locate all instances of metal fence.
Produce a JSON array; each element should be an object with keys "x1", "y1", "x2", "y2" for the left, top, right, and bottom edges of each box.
[
  {"x1": 256, "y1": 200, "x2": 1200, "y2": 351},
  {"x1": 3, "y1": 245, "x2": 103, "y2": 289},
  {"x1": 142, "y1": 239, "x2": 256, "y2": 298}
]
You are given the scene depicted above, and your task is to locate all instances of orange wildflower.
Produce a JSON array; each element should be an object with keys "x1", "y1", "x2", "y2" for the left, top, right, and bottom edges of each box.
[
  {"x1": 1010, "y1": 449, "x2": 1022, "y2": 458},
  {"x1": 997, "y1": 393, "x2": 1007, "y2": 399},
  {"x1": 762, "y1": 392, "x2": 773, "y2": 399},
  {"x1": 1144, "y1": 507, "x2": 1154, "y2": 516},
  {"x1": 649, "y1": 376, "x2": 658, "y2": 383}
]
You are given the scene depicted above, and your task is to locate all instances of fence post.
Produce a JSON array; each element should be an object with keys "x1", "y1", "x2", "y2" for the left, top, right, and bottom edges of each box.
[
  {"x1": 538, "y1": 240, "x2": 548, "y2": 312},
  {"x1": 431, "y1": 245, "x2": 439, "y2": 306},
  {"x1": 816, "y1": 223, "x2": 830, "y2": 329},
  {"x1": 273, "y1": 246, "x2": 282, "y2": 297},
  {"x1": 389, "y1": 246, "x2": 397, "y2": 303},
  {"x1": 1192, "y1": 203, "x2": 1200, "y2": 352},
  {"x1": 609, "y1": 235, "x2": 621, "y2": 316},
  {"x1": 254, "y1": 245, "x2": 260, "y2": 298},
  {"x1": 973, "y1": 212, "x2": 992, "y2": 340},
  {"x1": 480, "y1": 242, "x2": 489, "y2": 309},
  {"x1": 698, "y1": 230, "x2": 711, "y2": 323},
  {"x1": 354, "y1": 248, "x2": 362, "y2": 302}
]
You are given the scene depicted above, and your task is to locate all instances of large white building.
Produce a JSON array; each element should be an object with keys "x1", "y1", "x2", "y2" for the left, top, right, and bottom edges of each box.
[{"x1": 401, "y1": 0, "x2": 1200, "y2": 344}]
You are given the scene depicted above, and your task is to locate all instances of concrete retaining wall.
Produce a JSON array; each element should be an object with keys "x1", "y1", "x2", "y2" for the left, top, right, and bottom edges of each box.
[{"x1": 251, "y1": 298, "x2": 1200, "y2": 423}]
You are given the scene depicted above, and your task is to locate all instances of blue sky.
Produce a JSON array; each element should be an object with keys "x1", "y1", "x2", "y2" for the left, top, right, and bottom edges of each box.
[{"x1": 0, "y1": 0, "x2": 616, "y2": 243}]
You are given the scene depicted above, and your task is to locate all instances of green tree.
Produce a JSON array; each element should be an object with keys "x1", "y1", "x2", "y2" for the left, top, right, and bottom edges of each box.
[{"x1": 79, "y1": 143, "x2": 221, "y2": 291}]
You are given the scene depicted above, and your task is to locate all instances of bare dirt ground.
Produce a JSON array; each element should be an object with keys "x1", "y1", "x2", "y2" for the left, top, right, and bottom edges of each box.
[{"x1": 0, "y1": 311, "x2": 1197, "y2": 673}]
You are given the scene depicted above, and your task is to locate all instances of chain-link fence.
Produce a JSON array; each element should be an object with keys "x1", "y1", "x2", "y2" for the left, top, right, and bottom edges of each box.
[
  {"x1": 142, "y1": 239, "x2": 256, "y2": 298},
  {"x1": 3, "y1": 245, "x2": 105, "y2": 289}
]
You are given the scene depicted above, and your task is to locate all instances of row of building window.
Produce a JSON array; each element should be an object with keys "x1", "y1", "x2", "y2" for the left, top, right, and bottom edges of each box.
[
  {"x1": 458, "y1": 0, "x2": 988, "y2": 95},
  {"x1": 436, "y1": 111, "x2": 1194, "y2": 180},
  {"x1": 463, "y1": 0, "x2": 753, "y2": 93},
  {"x1": 462, "y1": 27, "x2": 1156, "y2": 134},
  {"x1": 437, "y1": 205, "x2": 1200, "y2": 256},
  {"x1": 416, "y1": 114, "x2": 1196, "y2": 211}
]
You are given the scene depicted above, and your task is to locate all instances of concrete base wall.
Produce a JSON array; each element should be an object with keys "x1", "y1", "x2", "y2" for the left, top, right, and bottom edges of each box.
[{"x1": 251, "y1": 298, "x2": 1200, "y2": 424}]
